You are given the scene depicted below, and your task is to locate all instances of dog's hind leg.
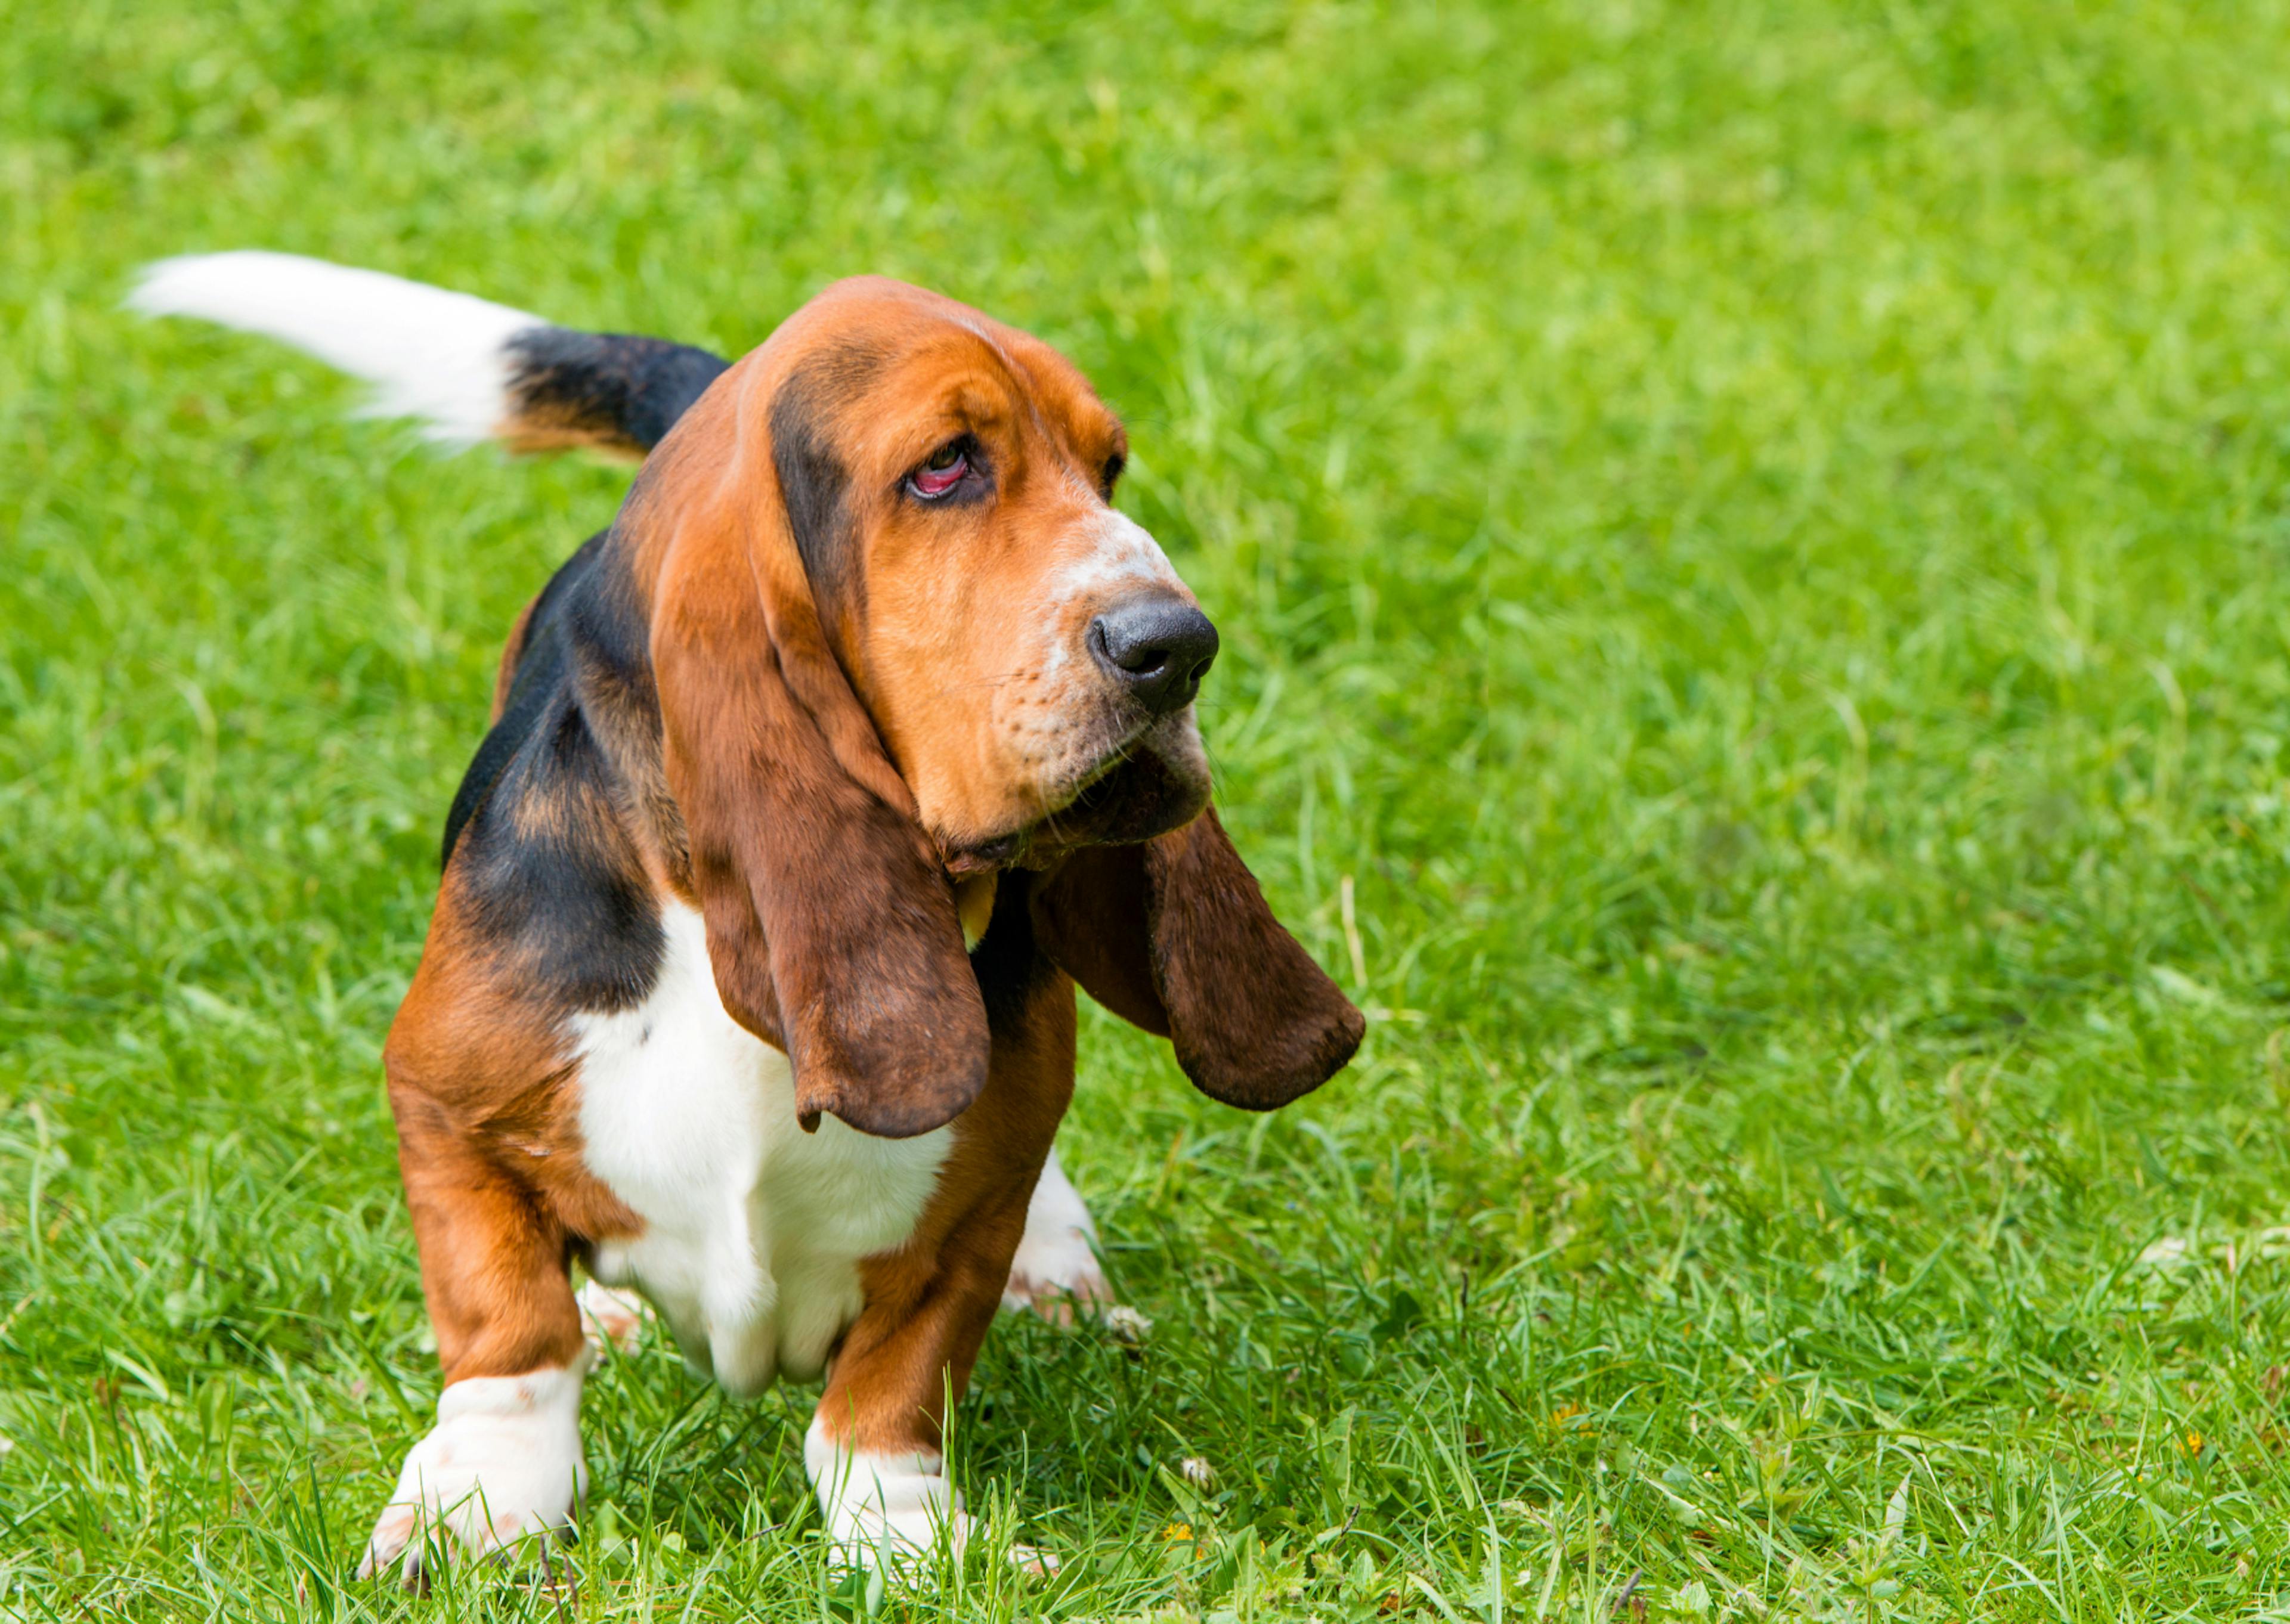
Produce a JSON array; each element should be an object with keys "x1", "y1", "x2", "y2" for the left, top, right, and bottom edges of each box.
[{"x1": 1000, "y1": 1145, "x2": 1112, "y2": 1321}]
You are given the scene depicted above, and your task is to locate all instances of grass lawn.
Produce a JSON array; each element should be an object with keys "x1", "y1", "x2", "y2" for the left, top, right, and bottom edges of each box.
[{"x1": 13, "y1": 0, "x2": 2290, "y2": 1616}]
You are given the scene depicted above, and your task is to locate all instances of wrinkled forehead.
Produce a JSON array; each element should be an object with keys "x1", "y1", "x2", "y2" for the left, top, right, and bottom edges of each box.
[{"x1": 763, "y1": 279, "x2": 1121, "y2": 469}]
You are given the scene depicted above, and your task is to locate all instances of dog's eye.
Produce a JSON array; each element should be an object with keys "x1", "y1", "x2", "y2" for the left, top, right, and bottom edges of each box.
[{"x1": 908, "y1": 441, "x2": 969, "y2": 500}]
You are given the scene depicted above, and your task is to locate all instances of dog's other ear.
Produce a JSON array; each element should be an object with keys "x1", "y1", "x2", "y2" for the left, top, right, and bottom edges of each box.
[
  {"x1": 643, "y1": 387, "x2": 987, "y2": 1139},
  {"x1": 1032, "y1": 806, "x2": 1364, "y2": 1108}
]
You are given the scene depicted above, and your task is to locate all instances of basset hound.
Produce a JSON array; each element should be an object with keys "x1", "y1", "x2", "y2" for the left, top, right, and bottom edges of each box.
[{"x1": 135, "y1": 253, "x2": 1363, "y2": 1580}]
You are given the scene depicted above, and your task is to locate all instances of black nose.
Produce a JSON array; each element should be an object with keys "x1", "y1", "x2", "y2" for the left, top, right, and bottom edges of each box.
[{"x1": 1088, "y1": 597, "x2": 1220, "y2": 716}]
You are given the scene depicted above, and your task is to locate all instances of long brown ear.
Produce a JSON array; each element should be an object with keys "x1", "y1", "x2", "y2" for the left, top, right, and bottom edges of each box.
[
  {"x1": 1032, "y1": 806, "x2": 1364, "y2": 1108},
  {"x1": 643, "y1": 386, "x2": 987, "y2": 1139}
]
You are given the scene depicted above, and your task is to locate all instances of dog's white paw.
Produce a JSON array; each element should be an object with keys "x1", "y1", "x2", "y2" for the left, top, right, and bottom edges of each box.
[
  {"x1": 1002, "y1": 1147, "x2": 1112, "y2": 1322},
  {"x1": 357, "y1": 1364, "x2": 587, "y2": 1586},
  {"x1": 807, "y1": 1420, "x2": 967, "y2": 1565},
  {"x1": 804, "y1": 1434, "x2": 1057, "y2": 1575},
  {"x1": 577, "y1": 1278, "x2": 651, "y2": 1356}
]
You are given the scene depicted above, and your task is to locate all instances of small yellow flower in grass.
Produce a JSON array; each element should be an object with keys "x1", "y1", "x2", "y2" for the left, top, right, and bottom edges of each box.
[
  {"x1": 1159, "y1": 1522, "x2": 1194, "y2": 1543},
  {"x1": 2184, "y1": 1430, "x2": 2204, "y2": 1456}
]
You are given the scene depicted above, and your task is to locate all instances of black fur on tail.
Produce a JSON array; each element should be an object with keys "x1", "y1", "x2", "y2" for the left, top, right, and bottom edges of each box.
[{"x1": 500, "y1": 330, "x2": 731, "y2": 459}]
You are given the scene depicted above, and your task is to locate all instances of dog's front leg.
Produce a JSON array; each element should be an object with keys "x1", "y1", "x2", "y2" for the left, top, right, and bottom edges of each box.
[
  {"x1": 807, "y1": 1188, "x2": 1042, "y2": 1570},
  {"x1": 359, "y1": 1099, "x2": 591, "y2": 1586}
]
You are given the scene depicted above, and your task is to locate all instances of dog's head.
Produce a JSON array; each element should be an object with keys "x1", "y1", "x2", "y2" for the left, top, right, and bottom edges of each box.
[{"x1": 630, "y1": 277, "x2": 1361, "y2": 1136}]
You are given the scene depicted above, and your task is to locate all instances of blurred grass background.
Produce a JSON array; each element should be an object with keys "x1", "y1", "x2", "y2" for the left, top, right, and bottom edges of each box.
[{"x1": 10, "y1": 0, "x2": 2290, "y2": 1617}]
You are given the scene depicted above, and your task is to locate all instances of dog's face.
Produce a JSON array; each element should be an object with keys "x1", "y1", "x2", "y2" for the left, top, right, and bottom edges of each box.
[
  {"x1": 644, "y1": 276, "x2": 1361, "y2": 1139},
  {"x1": 762, "y1": 280, "x2": 1214, "y2": 871}
]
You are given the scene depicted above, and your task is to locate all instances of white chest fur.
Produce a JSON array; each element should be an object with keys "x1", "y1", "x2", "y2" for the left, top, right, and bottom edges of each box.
[{"x1": 569, "y1": 902, "x2": 951, "y2": 1396}]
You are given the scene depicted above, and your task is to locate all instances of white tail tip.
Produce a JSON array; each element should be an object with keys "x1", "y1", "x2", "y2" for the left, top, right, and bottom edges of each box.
[{"x1": 129, "y1": 250, "x2": 547, "y2": 447}]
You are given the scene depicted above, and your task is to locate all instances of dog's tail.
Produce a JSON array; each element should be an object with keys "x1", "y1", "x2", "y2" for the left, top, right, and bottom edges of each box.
[{"x1": 129, "y1": 250, "x2": 729, "y2": 460}]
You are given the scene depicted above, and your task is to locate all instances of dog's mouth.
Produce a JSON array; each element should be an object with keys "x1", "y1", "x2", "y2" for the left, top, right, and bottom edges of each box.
[{"x1": 939, "y1": 711, "x2": 1211, "y2": 875}]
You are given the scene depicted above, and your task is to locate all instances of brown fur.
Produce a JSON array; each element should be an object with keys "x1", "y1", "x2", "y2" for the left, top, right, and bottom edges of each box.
[{"x1": 496, "y1": 412, "x2": 650, "y2": 462}]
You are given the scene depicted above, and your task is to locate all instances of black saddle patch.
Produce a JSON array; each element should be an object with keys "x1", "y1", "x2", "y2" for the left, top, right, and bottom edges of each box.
[
  {"x1": 441, "y1": 530, "x2": 664, "y2": 1015},
  {"x1": 505, "y1": 329, "x2": 731, "y2": 456}
]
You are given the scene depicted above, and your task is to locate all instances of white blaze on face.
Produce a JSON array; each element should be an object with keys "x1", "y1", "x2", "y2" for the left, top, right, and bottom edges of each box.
[
  {"x1": 999, "y1": 510, "x2": 1190, "y2": 786},
  {"x1": 1045, "y1": 510, "x2": 1184, "y2": 625}
]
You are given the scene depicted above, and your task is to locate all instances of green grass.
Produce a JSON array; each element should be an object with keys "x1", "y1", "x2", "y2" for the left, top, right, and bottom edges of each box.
[{"x1": 11, "y1": 0, "x2": 2290, "y2": 1617}]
